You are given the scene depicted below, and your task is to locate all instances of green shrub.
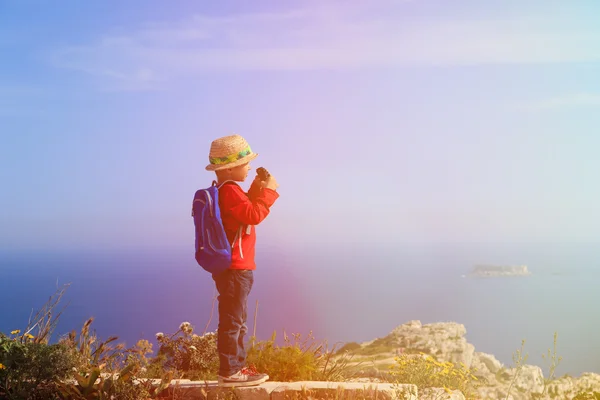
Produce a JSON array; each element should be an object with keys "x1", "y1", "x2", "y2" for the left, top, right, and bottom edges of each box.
[
  {"x1": 369, "y1": 336, "x2": 397, "y2": 348},
  {"x1": 335, "y1": 342, "x2": 362, "y2": 355},
  {"x1": 246, "y1": 331, "x2": 357, "y2": 382},
  {"x1": 246, "y1": 331, "x2": 320, "y2": 381},
  {"x1": 1, "y1": 285, "x2": 173, "y2": 400},
  {"x1": 0, "y1": 331, "x2": 77, "y2": 399},
  {"x1": 574, "y1": 392, "x2": 600, "y2": 400},
  {"x1": 360, "y1": 336, "x2": 397, "y2": 354}
]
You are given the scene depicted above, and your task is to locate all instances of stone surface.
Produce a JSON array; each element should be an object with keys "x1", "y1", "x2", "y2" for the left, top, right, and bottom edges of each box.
[
  {"x1": 208, "y1": 385, "x2": 270, "y2": 400},
  {"x1": 269, "y1": 381, "x2": 416, "y2": 400},
  {"x1": 473, "y1": 352, "x2": 504, "y2": 374},
  {"x1": 420, "y1": 388, "x2": 466, "y2": 400},
  {"x1": 505, "y1": 365, "x2": 545, "y2": 394},
  {"x1": 156, "y1": 380, "x2": 418, "y2": 400},
  {"x1": 544, "y1": 372, "x2": 600, "y2": 400}
]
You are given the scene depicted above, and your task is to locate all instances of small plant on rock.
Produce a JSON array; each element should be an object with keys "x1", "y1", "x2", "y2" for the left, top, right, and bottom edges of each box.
[
  {"x1": 56, "y1": 318, "x2": 171, "y2": 400},
  {"x1": 532, "y1": 332, "x2": 563, "y2": 399},
  {"x1": 246, "y1": 331, "x2": 358, "y2": 382},
  {"x1": 504, "y1": 339, "x2": 529, "y2": 400},
  {"x1": 153, "y1": 322, "x2": 219, "y2": 380}
]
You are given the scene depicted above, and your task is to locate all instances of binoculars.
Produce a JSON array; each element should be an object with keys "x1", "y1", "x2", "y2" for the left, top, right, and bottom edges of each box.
[{"x1": 256, "y1": 167, "x2": 270, "y2": 181}]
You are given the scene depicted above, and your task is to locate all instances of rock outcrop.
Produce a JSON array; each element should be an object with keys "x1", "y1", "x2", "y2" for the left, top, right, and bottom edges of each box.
[
  {"x1": 471, "y1": 351, "x2": 503, "y2": 374},
  {"x1": 349, "y1": 320, "x2": 600, "y2": 400},
  {"x1": 390, "y1": 320, "x2": 475, "y2": 368}
]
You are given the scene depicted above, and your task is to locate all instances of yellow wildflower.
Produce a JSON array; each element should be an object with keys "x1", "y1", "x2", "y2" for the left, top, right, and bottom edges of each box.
[
  {"x1": 10, "y1": 330, "x2": 20, "y2": 335},
  {"x1": 0, "y1": 363, "x2": 5, "y2": 370},
  {"x1": 25, "y1": 334, "x2": 34, "y2": 339}
]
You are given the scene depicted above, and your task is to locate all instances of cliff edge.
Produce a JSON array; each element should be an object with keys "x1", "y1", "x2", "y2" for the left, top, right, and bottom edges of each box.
[{"x1": 341, "y1": 320, "x2": 597, "y2": 400}]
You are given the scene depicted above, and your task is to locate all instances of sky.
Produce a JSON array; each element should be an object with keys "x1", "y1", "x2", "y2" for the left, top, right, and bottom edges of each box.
[{"x1": 2, "y1": 0, "x2": 600, "y2": 252}]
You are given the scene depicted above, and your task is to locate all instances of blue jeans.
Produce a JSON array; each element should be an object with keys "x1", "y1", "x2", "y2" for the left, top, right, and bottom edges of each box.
[{"x1": 212, "y1": 269, "x2": 254, "y2": 377}]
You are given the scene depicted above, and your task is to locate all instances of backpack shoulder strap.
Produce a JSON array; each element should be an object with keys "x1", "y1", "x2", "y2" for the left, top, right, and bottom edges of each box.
[{"x1": 216, "y1": 180, "x2": 239, "y2": 189}]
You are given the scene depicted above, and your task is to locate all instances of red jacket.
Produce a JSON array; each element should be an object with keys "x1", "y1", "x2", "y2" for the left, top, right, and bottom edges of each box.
[{"x1": 218, "y1": 180, "x2": 279, "y2": 270}]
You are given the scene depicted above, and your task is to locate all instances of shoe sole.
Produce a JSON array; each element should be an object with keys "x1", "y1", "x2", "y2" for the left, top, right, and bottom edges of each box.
[{"x1": 218, "y1": 375, "x2": 269, "y2": 388}]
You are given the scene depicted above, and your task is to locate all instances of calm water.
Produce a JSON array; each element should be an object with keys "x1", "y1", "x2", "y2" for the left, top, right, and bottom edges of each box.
[{"x1": 1, "y1": 242, "x2": 599, "y2": 376}]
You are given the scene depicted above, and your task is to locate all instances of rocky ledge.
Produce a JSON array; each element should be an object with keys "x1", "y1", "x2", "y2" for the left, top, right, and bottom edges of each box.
[
  {"x1": 142, "y1": 320, "x2": 596, "y2": 399},
  {"x1": 343, "y1": 320, "x2": 598, "y2": 400}
]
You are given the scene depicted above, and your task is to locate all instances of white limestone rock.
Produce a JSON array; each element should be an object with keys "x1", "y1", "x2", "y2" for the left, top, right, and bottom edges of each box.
[
  {"x1": 475, "y1": 352, "x2": 504, "y2": 374},
  {"x1": 502, "y1": 365, "x2": 545, "y2": 394},
  {"x1": 390, "y1": 321, "x2": 475, "y2": 368}
]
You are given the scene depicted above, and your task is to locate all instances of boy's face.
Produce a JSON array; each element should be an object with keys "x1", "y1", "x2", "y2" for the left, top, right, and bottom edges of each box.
[{"x1": 229, "y1": 162, "x2": 251, "y2": 182}]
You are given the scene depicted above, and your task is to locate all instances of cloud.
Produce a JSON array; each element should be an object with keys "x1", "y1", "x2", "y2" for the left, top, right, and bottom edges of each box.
[
  {"x1": 518, "y1": 93, "x2": 600, "y2": 111},
  {"x1": 49, "y1": 4, "x2": 600, "y2": 90}
]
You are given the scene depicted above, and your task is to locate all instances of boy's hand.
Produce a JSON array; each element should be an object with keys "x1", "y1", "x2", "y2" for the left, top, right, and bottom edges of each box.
[{"x1": 261, "y1": 175, "x2": 279, "y2": 191}]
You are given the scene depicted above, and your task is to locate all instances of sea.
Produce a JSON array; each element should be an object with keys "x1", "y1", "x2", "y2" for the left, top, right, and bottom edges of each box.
[{"x1": 1, "y1": 242, "x2": 599, "y2": 377}]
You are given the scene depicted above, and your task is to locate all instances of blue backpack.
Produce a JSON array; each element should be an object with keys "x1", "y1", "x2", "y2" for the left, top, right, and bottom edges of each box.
[{"x1": 192, "y1": 181, "x2": 232, "y2": 274}]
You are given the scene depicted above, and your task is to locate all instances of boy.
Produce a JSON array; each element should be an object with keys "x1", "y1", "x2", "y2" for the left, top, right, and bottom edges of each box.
[{"x1": 205, "y1": 134, "x2": 279, "y2": 387}]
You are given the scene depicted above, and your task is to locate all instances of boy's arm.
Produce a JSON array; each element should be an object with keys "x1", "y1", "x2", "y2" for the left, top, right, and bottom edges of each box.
[
  {"x1": 247, "y1": 176, "x2": 263, "y2": 200},
  {"x1": 221, "y1": 184, "x2": 279, "y2": 225}
]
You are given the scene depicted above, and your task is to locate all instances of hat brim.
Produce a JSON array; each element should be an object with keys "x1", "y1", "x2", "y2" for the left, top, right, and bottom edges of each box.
[{"x1": 205, "y1": 153, "x2": 259, "y2": 171}]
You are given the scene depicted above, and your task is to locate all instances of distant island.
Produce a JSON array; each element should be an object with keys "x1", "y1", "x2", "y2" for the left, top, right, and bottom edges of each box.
[{"x1": 468, "y1": 264, "x2": 532, "y2": 277}]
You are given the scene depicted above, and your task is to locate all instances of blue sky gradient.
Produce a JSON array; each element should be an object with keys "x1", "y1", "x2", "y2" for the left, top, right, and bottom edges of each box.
[{"x1": 2, "y1": 0, "x2": 600, "y2": 251}]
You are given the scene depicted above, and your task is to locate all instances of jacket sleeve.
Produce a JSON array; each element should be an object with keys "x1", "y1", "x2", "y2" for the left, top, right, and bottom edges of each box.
[
  {"x1": 220, "y1": 184, "x2": 279, "y2": 226},
  {"x1": 247, "y1": 177, "x2": 263, "y2": 200}
]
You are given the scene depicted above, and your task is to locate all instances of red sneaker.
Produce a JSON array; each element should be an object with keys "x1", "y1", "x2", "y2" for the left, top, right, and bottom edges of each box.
[{"x1": 217, "y1": 366, "x2": 269, "y2": 388}]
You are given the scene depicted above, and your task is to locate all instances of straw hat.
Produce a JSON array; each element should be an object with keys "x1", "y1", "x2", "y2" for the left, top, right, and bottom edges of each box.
[{"x1": 205, "y1": 134, "x2": 259, "y2": 171}]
